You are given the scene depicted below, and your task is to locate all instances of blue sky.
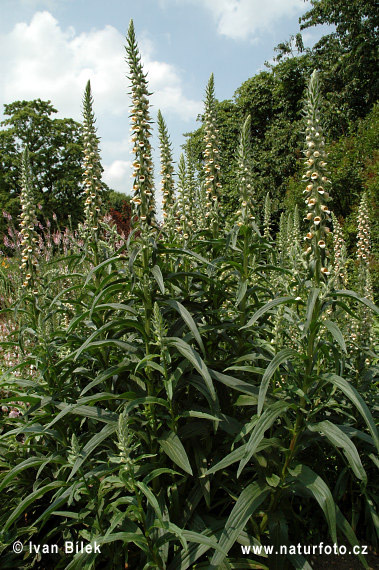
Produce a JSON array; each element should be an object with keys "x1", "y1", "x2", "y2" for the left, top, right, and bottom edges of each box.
[{"x1": 0, "y1": 0, "x2": 330, "y2": 197}]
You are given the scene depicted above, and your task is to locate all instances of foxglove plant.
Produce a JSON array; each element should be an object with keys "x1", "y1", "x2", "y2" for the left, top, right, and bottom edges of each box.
[
  {"x1": 302, "y1": 70, "x2": 332, "y2": 283},
  {"x1": 126, "y1": 20, "x2": 156, "y2": 234},
  {"x1": 277, "y1": 211, "x2": 288, "y2": 260},
  {"x1": 82, "y1": 80, "x2": 103, "y2": 241},
  {"x1": 184, "y1": 147, "x2": 197, "y2": 233},
  {"x1": 19, "y1": 148, "x2": 39, "y2": 293},
  {"x1": 157, "y1": 110, "x2": 176, "y2": 238},
  {"x1": 176, "y1": 154, "x2": 191, "y2": 243},
  {"x1": 203, "y1": 73, "x2": 222, "y2": 237},
  {"x1": 355, "y1": 192, "x2": 374, "y2": 348},
  {"x1": 292, "y1": 204, "x2": 301, "y2": 247},
  {"x1": 263, "y1": 192, "x2": 271, "y2": 239},
  {"x1": 356, "y1": 192, "x2": 371, "y2": 266},
  {"x1": 236, "y1": 114, "x2": 255, "y2": 227}
]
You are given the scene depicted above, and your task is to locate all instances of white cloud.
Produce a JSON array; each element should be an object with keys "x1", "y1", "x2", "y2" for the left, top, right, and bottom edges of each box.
[
  {"x1": 0, "y1": 11, "x2": 201, "y2": 122},
  {"x1": 176, "y1": 0, "x2": 305, "y2": 42},
  {"x1": 103, "y1": 160, "x2": 132, "y2": 195}
]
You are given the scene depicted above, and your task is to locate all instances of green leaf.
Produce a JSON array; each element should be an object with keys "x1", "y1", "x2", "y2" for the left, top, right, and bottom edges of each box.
[
  {"x1": 180, "y1": 410, "x2": 220, "y2": 421},
  {"x1": 323, "y1": 373, "x2": 379, "y2": 451},
  {"x1": 210, "y1": 369, "x2": 260, "y2": 400},
  {"x1": 241, "y1": 296, "x2": 295, "y2": 329},
  {"x1": 46, "y1": 392, "x2": 124, "y2": 430},
  {"x1": 210, "y1": 481, "x2": 270, "y2": 568},
  {"x1": 238, "y1": 401, "x2": 289, "y2": 477},
  {"x1": 0, "y1": 457, "x2": 46, "y2": 493},
  {"x1": 168, "y1": 523, "x2": 225, "y2": 570},
  {"x1": 158, "y1": 431, "x2": 193, "y2": 475},
  {"x1": 182, "y1": 529, "x2": 227, "y2": 554},
  {"x1": 289, "y1": 464, "x2": 337, "y2": 544},
  {"x1": 166, "y1": 299, "x2": 205, "y2": 355},
  {"x1": 143, "y1": 468, "x2": 182, "y2": 485},
  {"x1": 68, "y1": 422, "x2": 117, "y2": 480},
  {"x1": 84, "y1": 255, "x2": 121, "y2": 286},
  {"x1": 151, "y1": 264, "x2": 165, "y2": 294},
  {"x1": 304, "y1": 287, "x2": 320, "y2": 333},
  {"x1": 236, "y1": 280, "x2": 247, "y2": 306},
  {"x1": 324, "y1": 320, "x2": 347, "y2": 353},
  {"x1": 136, "y1": 480, "x2": 164, "y2": 525},
  {"x1": 258, "y1": 348, "x2": 297, "y2": 415},
  {"x1": 206, "y1": 445, "x2": 246, "y2": 475},
  {"x1": 168, "y1": 337, "x2": 217, "y2": 405},
  {"x1": 55, "y1": 402, "x2": 118, "y2": 424},
  {"x1": 332, "y1": 289, "x2": 379, "y2": 314},
  {"x1": 124, "y1": 396, "x2": 170, "y2": 415},
  {"x1": 336, "y1": 505, "x2": 369, "y2": 569},
  {"x1": 308, "y1": 421, "x2": 366, "y2": 482},
  {"x1": 4, "y1": 481, "x2": 64, "y2": 532},
  {"x1": 286, "y1": 553, "x2": 313, "y2": 569}
]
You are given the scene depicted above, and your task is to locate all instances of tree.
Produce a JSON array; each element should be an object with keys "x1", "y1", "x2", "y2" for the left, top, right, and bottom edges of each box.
[
  {"x1": 300, "y1": 0, "x2": 379, "y2": 133},
  {"x1": 0, "y1": 99, "x2": 84, "y2": 235}
]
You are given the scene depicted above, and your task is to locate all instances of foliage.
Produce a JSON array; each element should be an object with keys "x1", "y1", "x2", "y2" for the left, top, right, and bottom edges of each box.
[
  {"x1": 0, "y1": 14, "x2": 378, "y2": 570},
  {"x1": 300, "y1": 0, "x2": 378, "y2": 129},
  {"x1": 0, "y1": 100, "x2": 84, "y2": 234}
]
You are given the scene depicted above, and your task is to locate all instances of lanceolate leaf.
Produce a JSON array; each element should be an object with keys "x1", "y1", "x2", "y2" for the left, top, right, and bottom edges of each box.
[
  {"x1": 258, "y1": 348, "x2": 297, "y2": 415},
  {"x1": 206, "y1": 438, "x2": 280, "y2": 476},
  {"x1": 304, "y1": 287, "x2": 320, "y2": 333},
  {"x1": 55, "y1": 402, "x2": 118, "y2": 424},
  {"x1": 68, "y1": 422, "x2": 117, "y2": 480},
  {"x1": 323, "y1": 373, "x2": 379, "y2": 451},
  {"x1": 236, "y1": 280, "x2": 247, "y2": 306},
  {"x1": 336, "y1": 505, "x2": 369, "y2": 569},
  {"x1": 289, "y1": 464, "x2": 337, "y2": 544},
  {"x1": 151, "y1": 264, "x2": 165, "y2": 294},
  {"x1": 238, "y1": 401, "x2": 289, "y2": 477},
  {"x1": 136, "y1": 480, "x2": 164, "y2": 525},
  {"x1": 4, "y1": 481, "x2": 65, "y2": 532},
  {"x1": 308, "y1": 421, "x2": 367, "y2": 482},
  {"x1": 158, "y1": 431, "x2": 193, "y2": 475},
  {"x1": 241, "y1": 296, "x2": 296, "y2": 329},
  {"x1": 168, "y1": 337, "x2": 217, "y2": 405},
  {"x1": 332, "y1": 289, "x2": 379, "y2": 314},
  {"x1": 210, "y1": 369, "x2": 260, "y2": 399},
  {"x1": 166, "y1": 299, "x2": 205, "y2": 355},
  {"x1": 0, "y1": 457, "x2": 47, "y2": 494},
  {"x1": 210, "y1": 481, "x2": 270, "y2": 568},
  {"x1": 323, "y1": 320, "x2": 347, "y2": 353}
]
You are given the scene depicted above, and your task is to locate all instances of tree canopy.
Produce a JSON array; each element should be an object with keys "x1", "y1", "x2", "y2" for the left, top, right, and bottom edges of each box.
[
  {"x1": 183, "y1": 0, "x2": 378, "y2": 231},
  {"x1": 0, "y1": 99, "x2": 84, "y2": 234}
]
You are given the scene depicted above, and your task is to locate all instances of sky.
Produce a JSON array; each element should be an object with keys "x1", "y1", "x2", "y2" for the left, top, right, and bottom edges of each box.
[{"x1": 0, "y1": 0, "x2": 331, "y2": 198}]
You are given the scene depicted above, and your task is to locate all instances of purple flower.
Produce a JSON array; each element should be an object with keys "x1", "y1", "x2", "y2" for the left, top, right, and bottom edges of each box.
[{"x1": 8, "y1": 410, "x2": 19, "y2": 418}]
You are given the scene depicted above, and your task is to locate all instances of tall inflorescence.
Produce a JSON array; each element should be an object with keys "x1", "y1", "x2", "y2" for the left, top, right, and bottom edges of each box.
[
  {"x1": 203, "y1": 73, "x2": 222, "y2": 237},
  {"x1": 184, "y1": 147, "x2": 197, "y2": 232},
  {"x1": 125, "y1": 20, "x2": 156, "y2": 234},
  {"x1": 19, "y1": 148, "x2": 39, "y2": 292},
  {"x1": 176, "y1": 154, "x2": 190, "y2": 243},
  {"x1": 331, "y1": 213, "x2": 347, "y2": 287},
  {"x1": 277, "y1": 212, "x2": 288, "y2": 259},
  {"x1": 157, "y1": 110, "x2": 176, "y2": 238},
  {"x1": 182, "y1": 142, "x2": 204, "y2": 232},
  {"x1": 302, "y1": 70, "x2": 332, "y2": 284},
  {"x1": 263, "y1": 193, "x2": 271, "y2": 239},
  {"x1": 82, "y1": 80, "x2": 103, "y2": 238},
  {"x1": 196, "y1": 182, "x2": 207, "y2": 233},
  {"x1": 236, "y1": 115, "x2": 255, "y2": 227},
  {"x1": 356, "y1": 192, "x2": 371, "y2": 267},
  {"x1": 292, "y1": 205, "x2": 301, "y2": 246},
  {"x1": 355, "y1": 192, "x2": 373, "y2": 347}
]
